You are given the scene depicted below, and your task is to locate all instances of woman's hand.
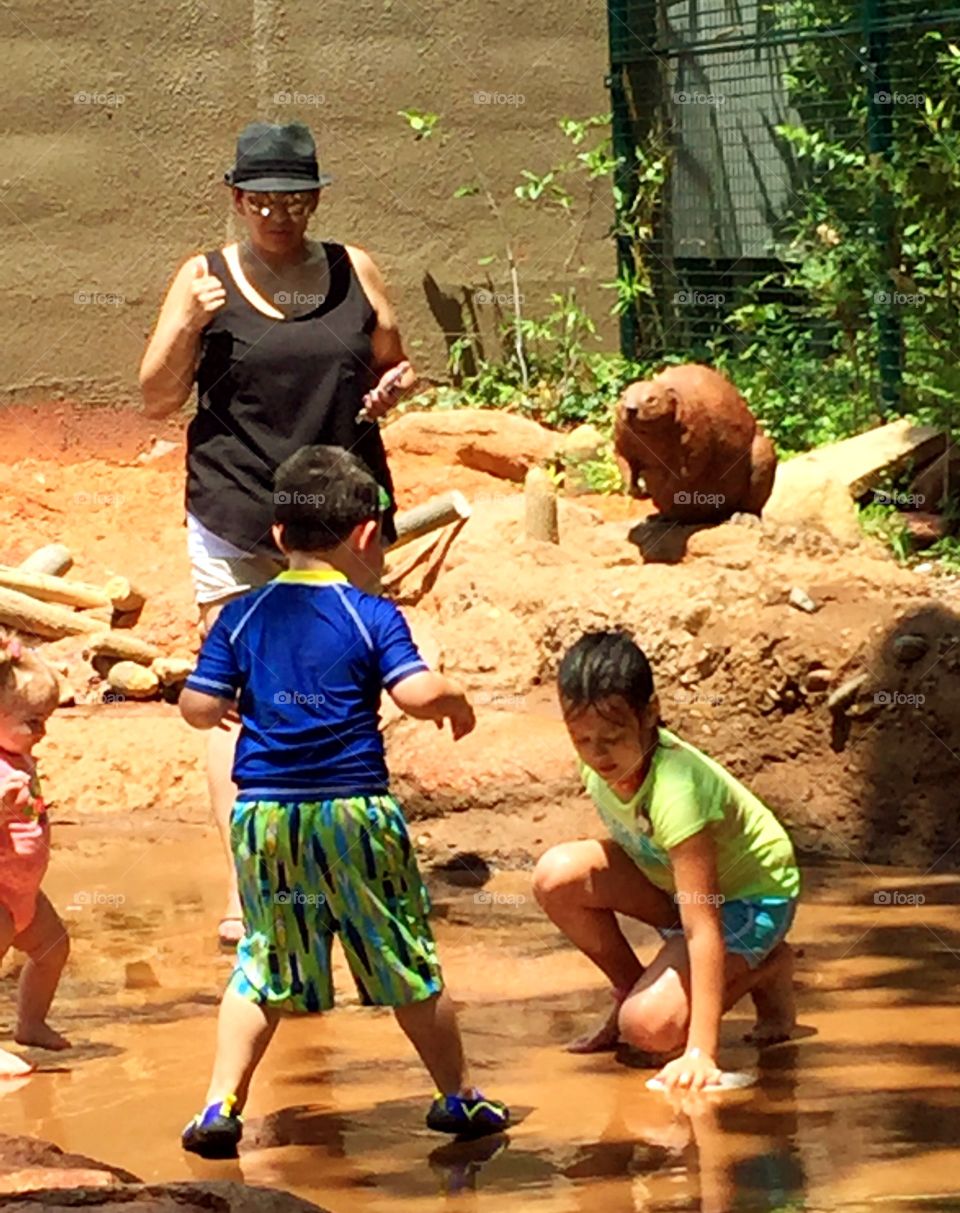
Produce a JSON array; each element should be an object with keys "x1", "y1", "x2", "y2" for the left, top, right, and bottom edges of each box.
[
  {"x1": 655, "y1": 1048, "x2": 723, "y2": 1093},
  {"x1": 360, "y1": 360, "x2": 412, "y2": 421},
  {"x1": 183, "y1": 257, "x2": 227, "y2": 333}
]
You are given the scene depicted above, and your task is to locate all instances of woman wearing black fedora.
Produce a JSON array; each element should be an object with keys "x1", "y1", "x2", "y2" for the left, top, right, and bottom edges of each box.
[{"x1": 139, "y1": 121, "x2": 416, "y2": 947}]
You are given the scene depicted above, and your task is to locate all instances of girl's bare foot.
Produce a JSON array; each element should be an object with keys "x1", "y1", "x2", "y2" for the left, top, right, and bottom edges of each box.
[
  {"x1": 744, "y1": 943, "x2": 796, "y2": 1045},
  {"x1": 15, "y1": 1022, "x2": 70, "y2": 1051},
  {"x1": 0, "y1": 1048, "x2": 35, "y2": 1077},
  {"x1": 566, "y1": 986, "x2": 635, "y2": 1054}
]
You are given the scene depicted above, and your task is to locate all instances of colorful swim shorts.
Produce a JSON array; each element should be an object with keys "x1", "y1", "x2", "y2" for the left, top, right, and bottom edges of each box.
[
  {"x1": 229, "y1": 794, "x2": 443, "y2": 1013},
  {"x1": 658, "y1": 896, "x2": 797, "y2": 969}
]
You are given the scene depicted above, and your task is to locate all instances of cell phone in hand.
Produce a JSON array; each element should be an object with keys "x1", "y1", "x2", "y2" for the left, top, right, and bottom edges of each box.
[{"x1": 356, "y1": 365, "x2": 407, "y2": 423}]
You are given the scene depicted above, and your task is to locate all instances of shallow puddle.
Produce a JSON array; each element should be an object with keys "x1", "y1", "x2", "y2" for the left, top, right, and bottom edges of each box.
[{"x1": 2, "y1": 826, "x2": 960, "y2": 1212}]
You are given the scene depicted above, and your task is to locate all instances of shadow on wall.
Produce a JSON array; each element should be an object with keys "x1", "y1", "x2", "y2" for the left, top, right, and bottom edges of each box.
[{"x1": 859, "y1": 603, "x2": 960, "y2": 869}]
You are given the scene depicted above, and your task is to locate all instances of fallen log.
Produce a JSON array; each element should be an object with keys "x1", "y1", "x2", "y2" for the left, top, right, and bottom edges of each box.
[
  {"x1": 18, "y1": 544, "x2": 74, "y2": 576},
  {"x1": 104, "y1": 575, "x2": 147, "y2": 614},
  {"x1": 390, "y1": 491, "x2": 471, "y2": 552},
  {"x1": 0, "y1": 566, "x2": 111, "y2": 610},
  {"x1": 0, "y1": 586, "x2": 104, "y2": 639},
  {"x1": 85, "y1": 632, "x2": 162, "y2": 665}
]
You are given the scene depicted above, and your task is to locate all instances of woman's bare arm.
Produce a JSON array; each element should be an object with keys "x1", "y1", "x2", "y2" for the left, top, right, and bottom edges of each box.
[{"x1": 345, "y1": 245, "x2": 417, "y2": 389}]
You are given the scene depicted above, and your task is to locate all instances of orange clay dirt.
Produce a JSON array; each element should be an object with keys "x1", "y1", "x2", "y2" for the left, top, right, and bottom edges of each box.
[{"x1": 2, "y1": 401, "x2": 960, "y2": 878}]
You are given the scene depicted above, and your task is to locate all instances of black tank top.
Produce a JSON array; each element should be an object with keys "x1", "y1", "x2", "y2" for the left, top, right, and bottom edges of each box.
[{"x1": 186, "y1": 242, "x2": 397, "y2": 556}]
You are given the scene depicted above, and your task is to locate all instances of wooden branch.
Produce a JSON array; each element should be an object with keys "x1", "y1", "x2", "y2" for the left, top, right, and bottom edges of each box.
[
  {"x1": 85, "y1": 633, "x2": 162, "y2": 665},
  {"x1": 391, "y1": 491, "x2": 472, "y2": 552},
  {"x1": 104, "y1": 575, "x2": 147, "y2": 614},
  {"x1": 19, "y1": 544, "x2": 73, "y2": 576},
  {"x1": 0, "y1": 586, "x2": 104, "y2": 639},
  {"x1": 0, "y1": 566, "x2": 110, "y2": 610},
  {"x1": 524, "y1": 467, "x2": 559, "y2": 543}
]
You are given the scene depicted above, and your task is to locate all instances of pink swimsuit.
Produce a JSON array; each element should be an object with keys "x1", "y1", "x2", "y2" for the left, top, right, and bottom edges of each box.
[{"x1": 0, "y1": 749, "x2": 49, "y2": 935}]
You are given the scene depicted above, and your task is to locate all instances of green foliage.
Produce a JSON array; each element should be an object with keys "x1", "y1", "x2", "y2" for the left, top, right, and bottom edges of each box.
[
  {"x1": 857, "y1": 501, "x2": 914, "y2": 563},
  {"x1": 398, "y1": 109, "x2": 439, "y2": 140}
]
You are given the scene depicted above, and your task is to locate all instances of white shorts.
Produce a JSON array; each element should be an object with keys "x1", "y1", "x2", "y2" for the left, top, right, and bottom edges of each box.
[{"x1": 186, "y1": 514, "x2": 285, "y2": 607}]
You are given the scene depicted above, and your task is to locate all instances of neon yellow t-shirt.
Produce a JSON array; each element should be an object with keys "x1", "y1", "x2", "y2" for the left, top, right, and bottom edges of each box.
[{"x1": 580, "y1": 728, "x2": 800, "y2": 901}]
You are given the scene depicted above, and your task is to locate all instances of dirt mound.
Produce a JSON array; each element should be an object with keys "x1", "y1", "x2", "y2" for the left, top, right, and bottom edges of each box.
[{"x1": 3, "y1": 401, "x2": 960, "y2": 869}]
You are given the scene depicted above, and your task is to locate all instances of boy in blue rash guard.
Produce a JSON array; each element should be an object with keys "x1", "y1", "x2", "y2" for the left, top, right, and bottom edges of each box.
[{"x1": 178, "y1": 445, "x2": 508, "y2": 1158}]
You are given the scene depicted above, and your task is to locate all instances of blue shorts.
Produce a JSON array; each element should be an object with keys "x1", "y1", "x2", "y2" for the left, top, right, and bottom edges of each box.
[{"x1": 659, "y1": 896, "x2": 797, "y2": 969}]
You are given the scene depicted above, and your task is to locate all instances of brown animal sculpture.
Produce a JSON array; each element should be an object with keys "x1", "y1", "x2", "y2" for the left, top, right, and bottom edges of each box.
[{"x1": 613, "y1": 363, "x2": 777, "y2": 523}]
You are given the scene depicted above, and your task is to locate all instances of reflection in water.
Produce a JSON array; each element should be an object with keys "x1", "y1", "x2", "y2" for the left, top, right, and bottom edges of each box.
[{"x1": 2, "y1": 831, "x2": 960, "y2": 1211}]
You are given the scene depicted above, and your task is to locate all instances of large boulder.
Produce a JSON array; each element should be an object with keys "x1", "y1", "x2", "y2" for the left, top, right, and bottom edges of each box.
[
  {"x1": 383, "y1": 409, "x2": 557, "y2": 482},
  {"x1": 764, "y1": 457, "x2": 862, "y2": 545},
  {"x1": 0, "y1": 1184, "x2": 328, "y2": 1211}
]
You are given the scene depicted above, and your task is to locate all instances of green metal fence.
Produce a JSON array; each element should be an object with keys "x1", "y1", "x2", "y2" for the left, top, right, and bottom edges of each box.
[{"x1": 607, "y1": 0, "x2": 960, "y2": 423}]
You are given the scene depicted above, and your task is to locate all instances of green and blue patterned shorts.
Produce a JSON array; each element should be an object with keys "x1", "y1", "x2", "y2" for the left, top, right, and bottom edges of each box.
[{"x1": 228, "y1": 793, "x2": 443, "y2": 1013}]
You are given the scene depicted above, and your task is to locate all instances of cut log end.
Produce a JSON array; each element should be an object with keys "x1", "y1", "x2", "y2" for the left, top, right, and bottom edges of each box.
[{"x1": 18, "y1": 544, "x2": 74, "y2": 577}]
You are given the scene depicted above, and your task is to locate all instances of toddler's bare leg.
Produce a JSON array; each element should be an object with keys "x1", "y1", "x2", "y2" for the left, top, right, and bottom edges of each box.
[
  {"x1": 0, "y1": 906, "x2": 33, "y2": 1076},
  {"x1": 394, "y1": 990, "x2": 474, "y2": 1096},
  {"x1": 14, "y1": 893, "x2": 69, "y2": 1050},
  {"x1": 204, "y1": 987, "x2": 280, "y2": 1111}
]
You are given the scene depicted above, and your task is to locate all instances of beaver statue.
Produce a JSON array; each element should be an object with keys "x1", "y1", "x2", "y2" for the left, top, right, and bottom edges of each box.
[{"x1": 613, "y1": 363, "x2": 777, "y2": 523}]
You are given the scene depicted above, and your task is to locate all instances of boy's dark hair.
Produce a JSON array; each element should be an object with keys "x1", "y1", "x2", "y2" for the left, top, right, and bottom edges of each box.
[
  {"x1": 273, "y1": 445, "x2": 382, "y2": 551},
  {"x1": 558, "y1": 630, "x2": 655, "y2": 720}
]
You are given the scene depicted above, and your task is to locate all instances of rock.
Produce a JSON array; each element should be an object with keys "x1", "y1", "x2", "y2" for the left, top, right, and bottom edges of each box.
[
  {"x1": 124, "y1": 960, "x2": 160, "y2": 989},
  {"x1": 788, "y1": 586, "x2": 818, "y2": 613},
  {"x1": 106, "y1": 662, "x2": 160, "y2": 700},
  {"x1": 560, "y1": 423, "x2": 607, "y2": 495},
  {"x1": 893, "y1": 633, "x2": 930, "y2": 664},
  {"x1": 0, "y1": 1134, "x2": 139, "y2": 1194},
  {"x1": 135, "y1": 437, "x2": 181, "y2": 465},
  {"x1": 681, "y1": 602, "x2": 712, "y2": 635},
  {"x1": 383, "y1": 409, "x2": 557, "y2": 482},
  {"x1": 388, "y1": 711, "x2": 579, "y2": 819},
  {"x1": 790, "y1": 418, "x2": 944, "y2": 499},
  {"x1": 764, "y1": 459, "x2": 862, "y2": 545},
  {"x1": 803, "y1": 668, "x2": 833, "y2": 693},
  {"x1": 613, "y1": 363, "x2": 777, "y2": 521},
  {"x1": 909, "y1": 444, "x2": 960, "y2": 511},
  {"x1": 150, "y1": 657, "x2": 194, "y2": 687},
  {"x1": 827, "y1": 673, "x2": 868, "y2": 713},
  {"x1": 902, "y1": 511, "x2": 950, "y2": 549},
  {"x1": 2, "y1": 1181, "x2": 330, "y2": 1210},
  {"x1": 0, "y1": 1168, "x2": 122, "y2": 1194}
]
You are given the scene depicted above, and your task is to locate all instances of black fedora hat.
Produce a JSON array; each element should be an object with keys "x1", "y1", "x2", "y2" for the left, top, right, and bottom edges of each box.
[{"x1": 224, "y1": 121, "x2": 333, "y2": 191}]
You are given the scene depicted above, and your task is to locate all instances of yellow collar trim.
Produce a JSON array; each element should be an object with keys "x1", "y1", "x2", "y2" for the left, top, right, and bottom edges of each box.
[{"x1": 275, "y1": 569, "x2": 349, "y2": 585}]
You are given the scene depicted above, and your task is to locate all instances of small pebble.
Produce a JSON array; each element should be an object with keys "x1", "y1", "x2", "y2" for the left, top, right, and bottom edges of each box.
[{"x1": 788, "y1": 586, "x2": 818, "y2": 613}]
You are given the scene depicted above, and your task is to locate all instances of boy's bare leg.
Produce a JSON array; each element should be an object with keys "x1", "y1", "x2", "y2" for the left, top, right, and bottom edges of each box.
[
  {"x1": 533, "y1": 840, "x2": 677, "y2": 1053},
  {"x1": 393, "y1": 990, "x2": 476, "y2": 1096},
  {"x1": 14, "y1": 893, "x2": 70, "y2": 1051},
  {"x1": 200, "y1": 599, "x2": 243, "y2": 947},
  {"x1": 0, "y1": 907, "x2": 34, "y2": 1076},
  {"x1": 744, "y1": 943, "x2": 796, "y2": 1044},
  {"x1": 204, "y1": 987, "x2": 280, "y2": 1111}
]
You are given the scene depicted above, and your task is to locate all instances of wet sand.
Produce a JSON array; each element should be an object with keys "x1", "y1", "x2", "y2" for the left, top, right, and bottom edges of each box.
[{"x1": 2, "y1": 826, "x2": 960, "y2": 1211}]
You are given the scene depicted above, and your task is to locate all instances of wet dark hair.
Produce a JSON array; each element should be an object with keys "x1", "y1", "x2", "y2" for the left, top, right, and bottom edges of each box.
[
  {"x1": 558, "y1": 629, "x2": 655, "y2": 722},
  {"x1": 273, "y1": 444, "x2": 382, "y2": 551}
]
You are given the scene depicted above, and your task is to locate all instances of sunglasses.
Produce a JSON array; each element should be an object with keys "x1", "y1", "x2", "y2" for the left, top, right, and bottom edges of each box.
[{"x1": 242, "y1": 191, "x2": 316, "y2": 218}]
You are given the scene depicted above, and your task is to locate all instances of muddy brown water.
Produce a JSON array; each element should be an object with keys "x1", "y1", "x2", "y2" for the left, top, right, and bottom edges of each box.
[{"x1": 2, "y1": 825, "x2": 960, "y2": 1212}]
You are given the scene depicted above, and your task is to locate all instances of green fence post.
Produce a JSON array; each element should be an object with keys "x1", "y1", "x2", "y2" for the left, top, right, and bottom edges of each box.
[
  {"x1": 863, "y1": 0, "x2": 903, "y2": 414},
  {"x1": 607, "y1": 0, "x2": 639, "y2": 361}
]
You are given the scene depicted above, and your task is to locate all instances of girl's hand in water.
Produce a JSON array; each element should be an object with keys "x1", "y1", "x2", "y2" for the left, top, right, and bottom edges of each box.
[
  {"x1": 0, "y1": 771, "x2": 31, "y2": 813},
  {"x1": 655, "y1": 1048, "x2": 722, "y2": 1093}
]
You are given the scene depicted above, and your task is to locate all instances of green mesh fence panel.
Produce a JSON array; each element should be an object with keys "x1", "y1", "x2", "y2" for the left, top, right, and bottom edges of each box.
[{"x1": 608, "y1": 0, "x2": 960, "y2": 430}]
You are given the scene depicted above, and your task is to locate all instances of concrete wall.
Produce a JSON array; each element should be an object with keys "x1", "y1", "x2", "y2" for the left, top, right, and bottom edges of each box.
[{"x1": 0, "y1": 0, "x2": 614, "y2": 405}]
